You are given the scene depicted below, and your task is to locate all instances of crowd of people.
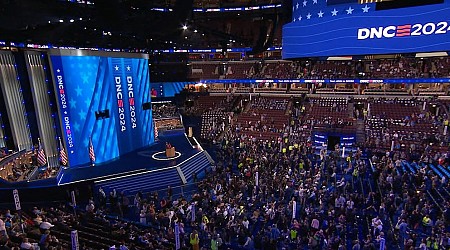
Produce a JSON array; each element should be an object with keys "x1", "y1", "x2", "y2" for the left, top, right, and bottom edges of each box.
[
  {"x1": 189, "y1": 57, "x2": 450, "y2": 80},
  {"x1": 365, "y1": 98, "x2": 449, "y2": 155},
  {"x1": 152, "y1": 103, "x2": 179, "y2": 119},
  {"x1": 129, "y1": 95, "x2": 449, "y2": 249},
  {"x1": 0, "y1": 94, "x2": 449, "y2": 250},
  {"x1": 0, "y1": 152, "x2": 36, "y2": 182}
]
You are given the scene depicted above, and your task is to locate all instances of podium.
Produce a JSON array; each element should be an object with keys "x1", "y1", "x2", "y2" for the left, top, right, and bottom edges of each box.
[{"x1": 166, "y1": 147, "x2": 175, "y2": 158}]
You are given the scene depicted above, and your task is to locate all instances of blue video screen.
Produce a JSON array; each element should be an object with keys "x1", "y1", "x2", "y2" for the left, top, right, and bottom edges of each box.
[
  {"x1": 50, "y1": 51, "x2": 154, "y2": 167},
  {"x1": 283, "y1": 0, "x2": 450, "y2": 58}
]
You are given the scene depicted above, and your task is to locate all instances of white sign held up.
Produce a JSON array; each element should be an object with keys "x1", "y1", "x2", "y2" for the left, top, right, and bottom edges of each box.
[{"x1": 13, "y1": 189, "x2": 21, "y2": 211}]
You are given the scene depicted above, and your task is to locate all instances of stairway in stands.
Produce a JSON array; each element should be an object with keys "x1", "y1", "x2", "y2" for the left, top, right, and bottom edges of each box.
[
  {"x1": 95, "y1": 151, "x2": 212, "y2": 195},
  {"x1": 348, "y1": 101, "x2": 354, "y2": 118},
  {"x1": 356, "y1": 119, "x2": 366, "y2": 144},
  {"x1": 366, "y1": 158, "x2": 401, "y2": 250}
]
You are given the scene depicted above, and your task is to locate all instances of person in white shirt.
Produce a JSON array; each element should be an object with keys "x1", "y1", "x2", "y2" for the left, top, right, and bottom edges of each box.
[
  {"x1": 242, "y1": 217, "x2": 249, "y2": 230},
  {"x1": 139, "y1": 210, "x2": 146, "y2": 224},
  {"x1": 39, "y1": 221, "x2": 54, "y2": 230},
  {"x1": 20, "y1": 238, "x2": 34, "y2": 250},
  {"x1": 0, "y1": 217, "x2": 6, "y2": 238},
  {"x1": 371, "y1": 216, "x2": 383, "y2": 236}
]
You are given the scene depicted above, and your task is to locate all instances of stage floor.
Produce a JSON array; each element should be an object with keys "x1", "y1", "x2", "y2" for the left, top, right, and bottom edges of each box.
[{"x1": 57, "y1": 133, "x2": 200, "y2": 185}]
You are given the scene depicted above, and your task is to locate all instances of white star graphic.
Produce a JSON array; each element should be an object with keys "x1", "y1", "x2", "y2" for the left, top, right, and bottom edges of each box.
[
  {"x1": 293, "y1": 17, "x2": 296, "y2": 22},
  {"x1": 298, "y1": 15, "x2": 302, "y2": 21},
  {"x1": 81, "y1": 74, "x2": 89, "y2": 84},
  {"x1": 331, "y1": 8, "x2": 338, "y2": 16},
  {"x1": 303, "y1": 0, "x2": 307, "y2": 7},
  {"x1": 126, "y1": 65, "x2": 131, "y2": 71},
  {"x1": 313, "y1": 0, "x2": 317, "y2": 4},
  {"x1": 114, "y1": 65, "x2": 119, "y2": 71},
  {"x1": 346, "y1": 6, "x2": 354, "y2": 14},
  {"x1": 78, "y1": 110, "x2": 86, "y2": 120},
  {"x1": 318, "y1": 10, "x2": 324, "y2": 18},
  {"x1": 69, "y1": 98, "x2": 77, "y2": 109},
  {"x1": 57, "y1": 69, "x2": 60, "y2": 73},
  {"x1": 75, "y1": 85, "x2": 83, "y2": 96},
  {"x1": 64, "y1": 111, "x2": 68, "y2": 115},
  {"x1": 306, "y1": 13, "x2": 311, "y2": 19},
  {"x1": 362, "y1": 5, "x2": 370, "y2": 13},
  {"x1": 73, "y1": 122, "x2": 80, "y2": 132},
  {"x1": 296, "y1": 2, "x2": 299, "y2": 9}
]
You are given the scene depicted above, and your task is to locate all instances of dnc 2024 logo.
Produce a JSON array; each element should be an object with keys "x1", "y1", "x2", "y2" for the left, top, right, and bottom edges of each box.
[{"x1": 357, "y1": 21, "x2": 450, "y2": 40}]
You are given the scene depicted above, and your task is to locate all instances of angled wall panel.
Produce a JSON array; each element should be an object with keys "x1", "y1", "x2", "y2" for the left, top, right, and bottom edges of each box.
[
  {"x1": 25, "y1": 51, "x2": 58, "y2": 166},
  {"x1": 0, "y1": 51, "x2": 32, "y2": 151}
]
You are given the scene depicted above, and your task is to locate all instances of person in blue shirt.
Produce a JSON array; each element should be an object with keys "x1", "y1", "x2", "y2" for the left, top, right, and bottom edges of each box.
[{"x1": 243, "y1": 235, "x2": 254, "y2": 250}]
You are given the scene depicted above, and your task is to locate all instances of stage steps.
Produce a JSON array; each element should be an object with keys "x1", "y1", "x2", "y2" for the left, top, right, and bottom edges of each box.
[
  {"x1": 94, "y1": 151, "x2": 211, "y2": 195},
  {"x1": 180, "y1": 151, "x2": 211, "y2": 182},
  {"x1": 356, "y1": 119, "x2": 365, "y2": 144},
  {"x1": 95, "y1": 167, "x2": 182, "y2": 195}
]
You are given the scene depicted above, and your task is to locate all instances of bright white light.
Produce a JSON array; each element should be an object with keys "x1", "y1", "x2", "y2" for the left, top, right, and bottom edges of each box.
[
  {"x1": 194, "y1": 29, "x2": 198, "y2": 33},
  {"x1": 182, "y1": 25, "x2": 188, "y2": 30},
  {"x1": 69, "y1": 19, "x2": 74, "y2": 23},
  {"x1": 59, "y1": 19, "x2": 64, "y2": 23}
]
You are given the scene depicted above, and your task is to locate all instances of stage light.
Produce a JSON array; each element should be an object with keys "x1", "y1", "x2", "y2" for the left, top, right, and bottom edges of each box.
[
  {"x1": 182, "y1": 25, "x2": 188, "y2": 30},
  {"x1": 70, "y1": 19, "x2": 74, "y2": 23},
  {"x1": 59, "y1": 19, "x2": 64, "y2": 23}
]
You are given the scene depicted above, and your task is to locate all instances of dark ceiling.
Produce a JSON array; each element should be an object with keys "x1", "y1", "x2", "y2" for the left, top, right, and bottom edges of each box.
[{"x1": 0, "y1": 0, "x2": 281, "y2": 51}]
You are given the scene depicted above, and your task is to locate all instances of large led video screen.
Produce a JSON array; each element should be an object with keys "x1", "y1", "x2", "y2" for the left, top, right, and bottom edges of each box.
[
  {"x1": 283, "y1": 0, "x2": 450, "y2": 58},
  {"x1": 49, "y1": 50, "x2": 154, "y2": 167}
]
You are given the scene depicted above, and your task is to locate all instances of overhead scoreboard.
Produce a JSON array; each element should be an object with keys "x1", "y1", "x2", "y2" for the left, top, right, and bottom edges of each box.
[
  {"x1": 49, "y1": 50, "x2": 154, "y2": 167},
  {"x1": 283, "y1": 0, "x2": 450, "y2": 58}
]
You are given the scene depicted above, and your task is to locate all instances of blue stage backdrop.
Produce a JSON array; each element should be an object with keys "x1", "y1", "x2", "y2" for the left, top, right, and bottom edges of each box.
[
  {"x1": 283, "y1": 0, "x2": 450, "y2": 58},
  {"x1": 49, "y1": 50, "x2": 154, "y2": 167}
]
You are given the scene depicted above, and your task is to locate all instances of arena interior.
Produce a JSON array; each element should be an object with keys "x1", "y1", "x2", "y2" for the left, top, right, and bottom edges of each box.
[{"x1": 0, "y1": 0, "x2": 449, "y2": 249}]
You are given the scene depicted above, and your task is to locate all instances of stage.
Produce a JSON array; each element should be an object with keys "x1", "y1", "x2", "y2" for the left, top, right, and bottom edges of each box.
[
  {"x1": 57, "y1": 133, "x2": 201, "y2": 185},
  {"x1": 0, "y1": 133, "x2": 213, "y2": 205}
]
